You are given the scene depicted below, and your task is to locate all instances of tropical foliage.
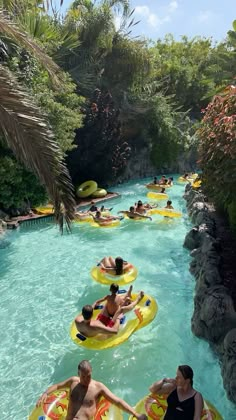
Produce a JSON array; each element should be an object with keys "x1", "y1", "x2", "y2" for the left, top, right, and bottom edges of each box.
[{"x1": 198, "y1": 85, "x2": 236, "y2": 231}]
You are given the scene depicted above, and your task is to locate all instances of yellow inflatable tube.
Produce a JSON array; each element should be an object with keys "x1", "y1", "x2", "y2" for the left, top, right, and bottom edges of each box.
[
  {"x1": 147, "y1": 192, "x2": 168, "y2": 200},
  {"x1": 70, "y1": 293, "x2": 158, "y2": 350},
  {"x1": 146, "y1": 184, "x2": 171, "y2": 191},
  {"x1": 91, "y1": 188, "x2": 107, "y2": 198},
  {"x1": 149, "y1": 208, "x2": 182, "y2": 218},
  {"x1": 76, "y1": 180, "x2": 97, "y2": 198},
  {"x1": 91, "y1": 264, "x2": 138, "y2": 286},
  {"x1": 29, "y1": 388, "x2": 123, "y2": 420},
  {"x1": 34, "y1": 206, "x2": 54, "y2": 215},
  {"x1": 90, "y1": 219, "x2": 121, "y2": 228},
  {"x1": 129, "y1": 394, "x2": 223, "y2": 420}
]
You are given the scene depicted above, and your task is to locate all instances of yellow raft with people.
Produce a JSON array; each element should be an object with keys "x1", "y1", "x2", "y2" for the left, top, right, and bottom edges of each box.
[
  {"x1": 29, "y1": 388, "x2": 123, "y2": 420},
  {"x1": 147, "y1": 192, "x2": 168, "y2": 200},
  {"x1": 91, "y1": 264, "x2": 138, "y2": 285},
  {"x1": 70, "y1": 293, "x2": 158, "y2": 350},
  {"x1": 129, "y1": 393, "x2": 223, "y2": 420}
]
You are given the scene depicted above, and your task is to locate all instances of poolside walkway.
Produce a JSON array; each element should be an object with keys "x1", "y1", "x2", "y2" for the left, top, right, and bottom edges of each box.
[{"x1": 4, "y1": 191, "x2": 120, "y2": 229}]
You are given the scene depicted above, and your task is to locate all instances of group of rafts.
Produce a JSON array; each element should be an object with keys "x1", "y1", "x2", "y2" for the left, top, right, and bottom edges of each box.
[
  {"x1": 31, "y1": 174, "x2": 222, "y2": 420},
  {"x1": 73, "y1": 176, "x2": 185, "y2": 227}
]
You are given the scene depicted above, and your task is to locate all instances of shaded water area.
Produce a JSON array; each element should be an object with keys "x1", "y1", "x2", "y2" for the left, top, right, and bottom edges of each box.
[{"x1": 0, "y1": 177, "x2": 235, "y2": 419}]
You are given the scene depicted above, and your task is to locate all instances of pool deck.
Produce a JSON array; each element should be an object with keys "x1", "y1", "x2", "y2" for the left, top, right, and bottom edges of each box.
[{"x1": 4, "y1": 192, "x2": 121, "y2": 229}]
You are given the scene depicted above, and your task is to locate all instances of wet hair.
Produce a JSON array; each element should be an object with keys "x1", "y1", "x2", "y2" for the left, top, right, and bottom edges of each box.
[
  {"x1": 161, "y1": 188, "x2": 165, "y2": 193},
  {"x1": 110, "y1": 283, "x2": 119, "y2": 293},
  {"x1": 129, "y1": 206, "x2": 135, "y2": 212},
  {"x1": 137, "y1": 200, "x2": 143, "y2": 207},
  {"x1": 96, "y1": 211, "x2": 101, "y2": 217},
  {"x1": 115, "y1": 257, "x2": 124, "y2": 275},
  {"x1": 167, "y1": 200, "x2": 172, "y2": 205},
  {"x1": 78, "y1": 360, "x2": 91, "y2": 372},
  {"x1": 82, "y1": 305, "x2": 93, "y2": 320},
  {"x1": 178, "y1": 365, "x2": 194, "y2": 386},
  {"x1": 100, "y1": 205, "x2": 105, "y2": 211}
]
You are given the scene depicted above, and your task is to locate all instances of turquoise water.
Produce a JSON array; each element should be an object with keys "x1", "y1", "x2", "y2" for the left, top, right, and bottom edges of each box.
[{"x1": 0, "y1": 177, "x2": 235, "y2": 419}]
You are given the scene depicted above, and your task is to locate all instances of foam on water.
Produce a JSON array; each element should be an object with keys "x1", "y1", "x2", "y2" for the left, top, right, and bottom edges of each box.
[{"x1": 0, "y1": 176, "x2": 235, "y2": 419}]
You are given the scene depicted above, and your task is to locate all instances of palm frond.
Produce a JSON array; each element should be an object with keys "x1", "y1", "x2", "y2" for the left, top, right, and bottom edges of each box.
[
  {"x1": 0, "y1": 65, "x2": 75, "y2": 231},
  {"x1": 0, "y1": 9, "x2": 62, "y2": 85}
]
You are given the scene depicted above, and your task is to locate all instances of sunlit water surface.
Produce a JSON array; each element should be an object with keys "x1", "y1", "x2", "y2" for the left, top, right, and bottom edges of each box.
[{"x1": 0, "y1": 177, "x2": 235, "y2": 419}]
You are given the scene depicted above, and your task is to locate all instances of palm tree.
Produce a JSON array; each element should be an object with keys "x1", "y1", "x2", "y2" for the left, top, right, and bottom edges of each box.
[{"x1": 0, "y1": 9, "x2": 75, "y2": 230}]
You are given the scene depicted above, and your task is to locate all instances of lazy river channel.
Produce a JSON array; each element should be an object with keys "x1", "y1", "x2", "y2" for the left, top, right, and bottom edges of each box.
[{"x1": 0, "y1": 177, "x2": 235, "y2": 419}]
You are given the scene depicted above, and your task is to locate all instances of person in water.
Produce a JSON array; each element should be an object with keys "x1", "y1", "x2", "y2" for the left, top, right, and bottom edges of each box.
[
  {"x1": 165, "y1": 200, "x2": 174, "y2": 209},
  {"x1": 99, "y1": 256, "x2": 131, "y2": 275},
  {"x1": 149, "y1": 365, "x2": 203, "y2": 420},
  {"x1": 93, "y1": 210, "x2": 121, "y2": 224},
  {"x1": 167, "y1": 177, "x2": 174, "y2": 186},
  {"x1": 93, "y1": 284, "x2": 144, "y2": 326},
  {"x1": 118, "y1": 206, "x2": 152, "y2": 220},
  {"x1": 160, "y1": 188, "x2": 166, "y2": 194},
  {"x1": 89, "y1": 201, "x2": 98, "y2": 212},
  {"x1": 36, "y1": 360, "x2": 147, "y2": 420}
]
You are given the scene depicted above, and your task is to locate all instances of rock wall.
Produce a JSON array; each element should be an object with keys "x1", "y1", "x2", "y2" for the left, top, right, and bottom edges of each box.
[
  {"x1": 183, "y1": 184, "x2": 236, "y2": 403},
  {"x1": 117, "y1": 146, "x2": 197, "y2": 183}
]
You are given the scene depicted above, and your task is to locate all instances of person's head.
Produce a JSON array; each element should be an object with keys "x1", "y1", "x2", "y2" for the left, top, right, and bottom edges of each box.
[
  {"x1": 96, "y1": 211, "x2": 101, "y2": 217},
  {"x1": 91, "y1": 201, "x2": 95, "y2": 205},
  {"x1": 129, "y1": 206, "x2": 135, "y2": 212},
  {"x1": 115, "y1": 257, "x2": 123, "y2": 275},
  {"x1": 110, "y1": 283, "x2": 119, "y2": 294},
  {"x1": 167, "y1": 200, "x2": 172, "y2": 206},
  {"x1": 177, "y1": 365, "x2": 194, "y2": 387},
  {"x1": 161, "y1": 188, "x2": 165, "y2": 193},
  {"x1": 100, "y1": 205, "x2": 105, "y2": 211},
  {"x1": 78, "y1": 360, "x2": 92, "y2": 386},
  {"x1": 137, "y1": 200, "x2": 143, "y2": 207},
  {"x1": 161, "y1": 175, "x2": 166, "y2": 179},
  {"x1": 82, "y1": 305, "x2": 93, "y2": 321},
  {"x1": 154, "y1": 177, "x2": 157, "y2": 181}
]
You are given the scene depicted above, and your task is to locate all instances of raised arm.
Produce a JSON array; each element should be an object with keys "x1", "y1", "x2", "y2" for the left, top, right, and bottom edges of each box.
[
  {"x1": 36, "y1": 376, "x2": 75, "y2": 407},
  {"x1": 121, "y1": 291, "x2": 144, "y2": 314},
  {"x1": 149, "y1": 377, "x2": 176, "y2": 395},
  {"x1": 193, "y1": 392, "x2": 204, "y2": 420},
  {"x1": 135, "y1": 211, "x2": 152, "y2": 221},
  {"x1": 99, "y1": 382, "x2": 147, "y2": 420}
]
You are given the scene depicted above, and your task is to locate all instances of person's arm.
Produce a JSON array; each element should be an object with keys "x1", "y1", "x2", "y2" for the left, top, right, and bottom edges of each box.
[
  {"x1": 99, "y1": 383, "x2": 147, "y2": 420},
  {"x1": 135, "y1": 211, "x2": 152, "y2": 221},
  {"x1": 149, "y1": 378, "x2": 176, "y2": 395},
  {"x1": 36, "y1": 376, "x2": 75, "y2": 406},
  {"x1": 92, "y1": 295, "x2": 107, "y2": 308},
  {"x1": 95, "y1": 317, "x2": 122, "y2": 334},
  {"x1": 193, "y1": 392, "x2": 204, "y2": 420},
  {"x1": 118, "y1": 210, "x2": 126, "y2": 214}
]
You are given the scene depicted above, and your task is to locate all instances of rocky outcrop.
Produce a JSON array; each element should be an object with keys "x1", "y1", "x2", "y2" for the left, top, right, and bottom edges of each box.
[{"x1": 184, "y1": 184, "x2": 236, "y2": 403}]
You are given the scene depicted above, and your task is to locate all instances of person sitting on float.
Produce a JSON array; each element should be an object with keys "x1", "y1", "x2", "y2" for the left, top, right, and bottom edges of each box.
[
  {"x1": 118, "y1": 206, "x2": 152, "y2": 220},
  {"x1": 89, "y1": 201, "x2": 98, "y2": 212},
  {"x1": 99, "y1": 256, "x2": 131, "y2": 275},
  {"x1": 92, "y1": 284, "x2": 144, "y2": 327},
  {"x1": 149, "y1": 365, "x2": 203, "y2": 420},
  {"x1": 93, "y1": 210, "x2": 121, "y2": 223},
  {"x1": 160, "y1": 187, "x2": 166, "y2": 194},
  {"x1": 167, "y1": 177, "x2": 174, "y2": 186},
  {"x1": 165, "y1": 200, "x2": 174, "y2": 209},
  {"x1": 159, "y1": 175, "x2": 167, "y2": 185},
  {"x1": 135, "y1": 200, "x2": 157, "y2": 213}
]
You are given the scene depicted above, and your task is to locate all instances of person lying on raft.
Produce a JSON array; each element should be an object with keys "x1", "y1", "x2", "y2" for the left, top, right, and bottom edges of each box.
[
  {"x1": 92, "y1": 210, "x2": 122, "y2": 224},
  {"x1": 92, "y1": 284, "x2": 144, "y2": 327},
  {"x1": 135, "y1": 200, "x2": 156, "y2": 214},
  {"x1": 149, "y1": 364, "x2": 203, "y2": 420},
  {"x1": 99, "y1": 256, "x2": 132, "y2": 275},
  {"x1": 36, "y1": 359, "x2": 147, "y2": 420},
  {"x1": 118, "y1": 206, "x2": 152, "y2": 220},
  {"x1": 165, "y1": 200, "x2": 174, "y2": 209}
]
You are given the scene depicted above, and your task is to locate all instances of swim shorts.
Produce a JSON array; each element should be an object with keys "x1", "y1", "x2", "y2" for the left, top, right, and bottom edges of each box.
[{"x1": 97, "y1": 313, "x2": 115, "y2": 327}]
